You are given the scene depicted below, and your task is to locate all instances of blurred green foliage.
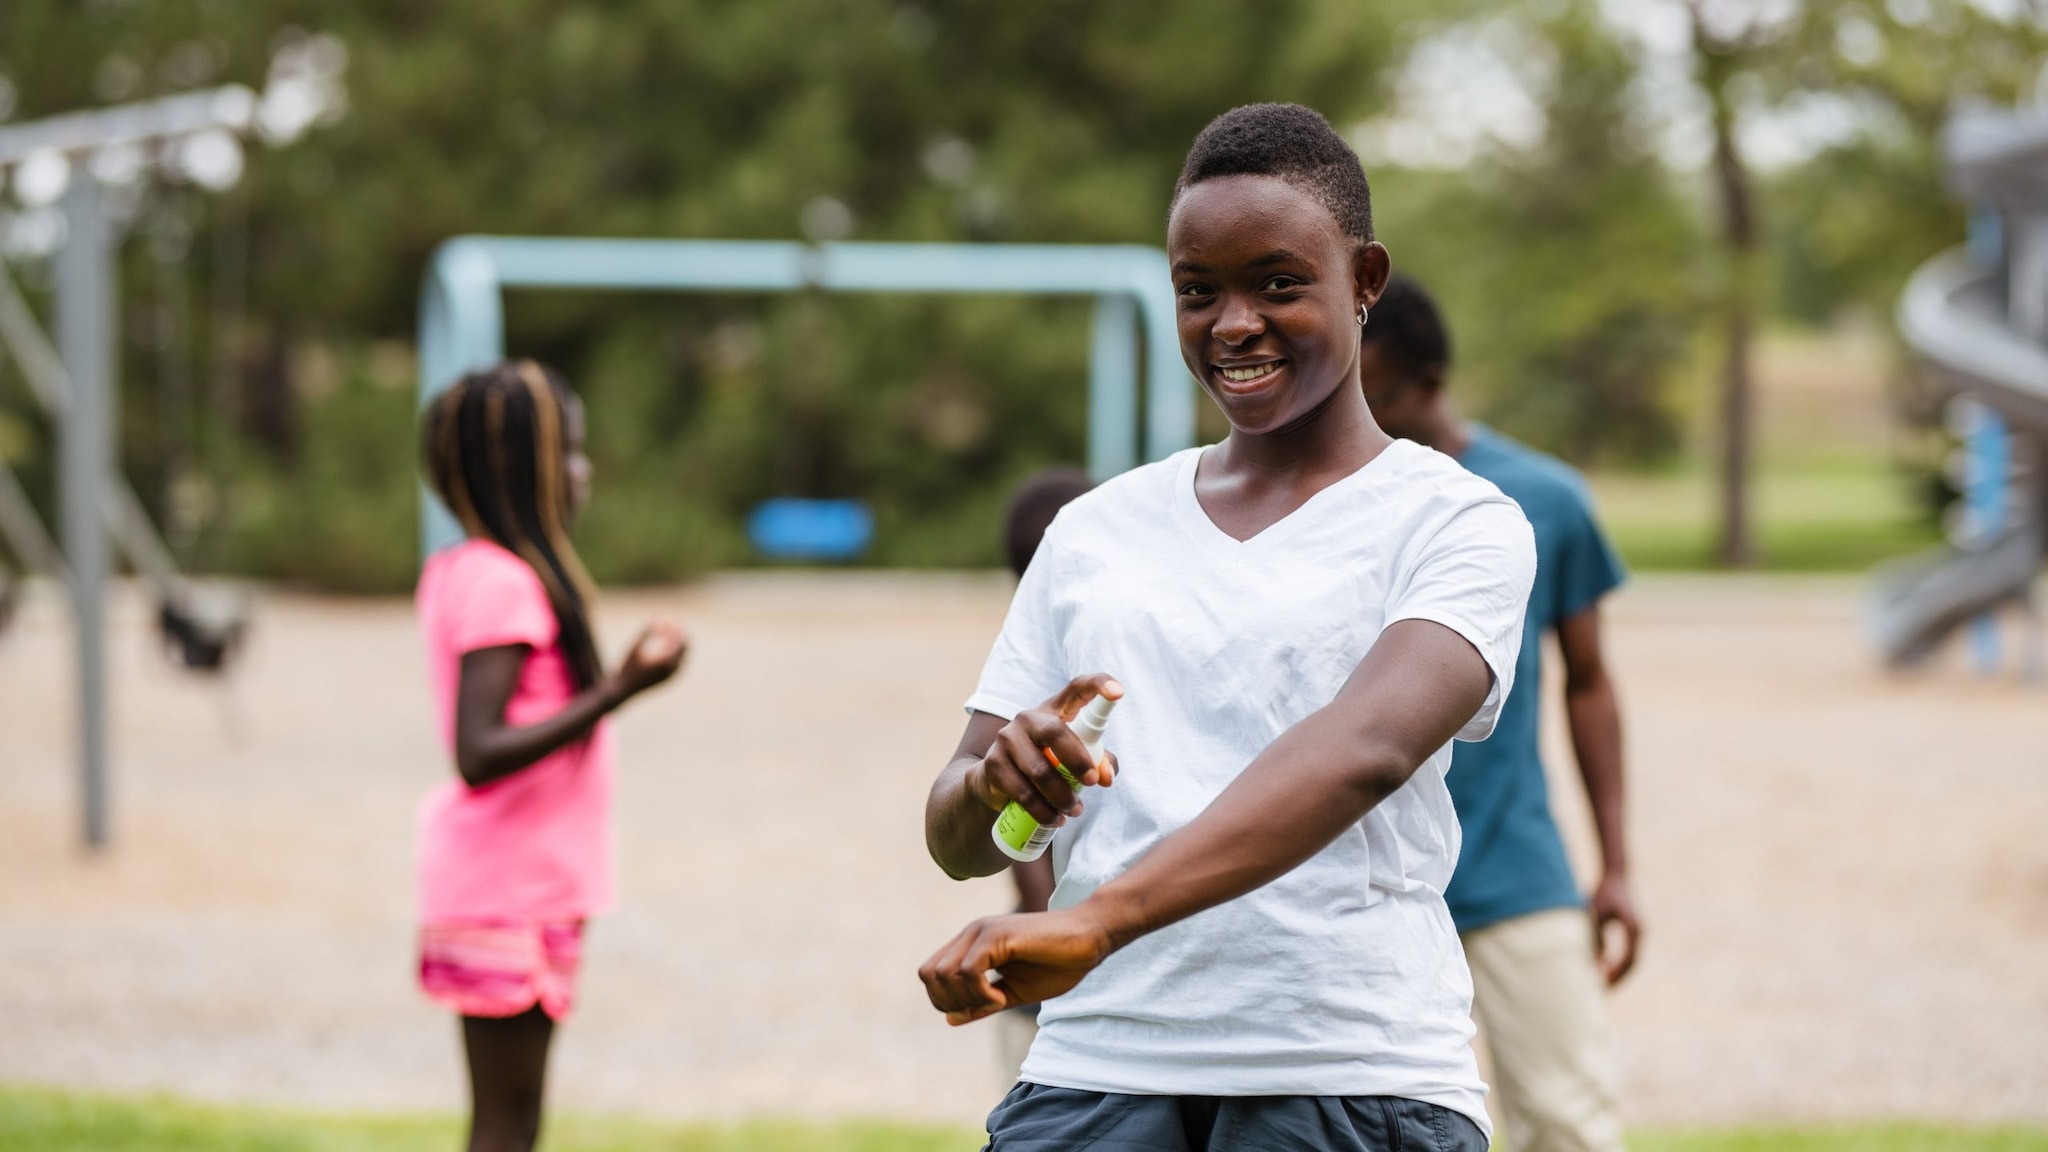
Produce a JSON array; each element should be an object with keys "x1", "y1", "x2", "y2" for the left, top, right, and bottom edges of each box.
[
  {"x1": 0, "y1": 0, "x2": 1436, "y2": 588},
  {"x1": 0, "y1": 0, "x2": 2039, "y2": 589},
  {"x1": 1376, "y1": 3, "x2": 1702, "y2": 466}
]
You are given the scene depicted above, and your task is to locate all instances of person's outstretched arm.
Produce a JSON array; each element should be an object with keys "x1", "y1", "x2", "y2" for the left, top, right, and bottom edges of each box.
[
  {"x1": 919, "y1": 618, "x2": 1489, "y2": 1024},
  {"x1": 454, "y1": 623, "x2": 686, "y2": 788},
  {"x1": 1557, "y1": 603, "x2": 1640, "y2": 984}
]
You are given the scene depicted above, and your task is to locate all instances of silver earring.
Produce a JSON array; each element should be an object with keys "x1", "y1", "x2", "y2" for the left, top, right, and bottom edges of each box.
[{"x1": 1357, "y1": 304, "x2": 1369, "y2": 326}]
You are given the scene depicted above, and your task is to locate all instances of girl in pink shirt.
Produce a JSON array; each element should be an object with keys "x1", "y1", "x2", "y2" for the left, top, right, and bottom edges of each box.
[{"x1": 417, "y1": 360, "x2": 685, "y2": 1152}]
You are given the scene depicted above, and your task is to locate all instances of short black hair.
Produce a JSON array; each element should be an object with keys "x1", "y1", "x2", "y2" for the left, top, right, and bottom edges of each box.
[
  {"x1": 1361, "y1": 273, "x2": 1451, "y2": 381},
  {"x1": 1003, "y1": 466, "x2": 1093, "y2": 577},
  {"x1": 1173, "y1": 103, "x2": 1374, "y2": 242}
]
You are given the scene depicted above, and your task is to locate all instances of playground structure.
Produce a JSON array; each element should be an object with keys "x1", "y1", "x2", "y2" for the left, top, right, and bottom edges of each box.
[
  {"x1": 1876, "y1": 104, "x2": 2048, "y2": 667},
  {"x1": 415, "y1": 236, "x2": 1195, "y2": 557},
  {"x1": 0, "y1": 57, "x2": 343, "y2": 847}
]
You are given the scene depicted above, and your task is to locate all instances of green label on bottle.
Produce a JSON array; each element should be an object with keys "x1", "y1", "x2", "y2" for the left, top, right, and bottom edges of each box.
[
  {"x1": 992, "y1": 759, "x2": 1081, "y2": 853},
  {"x1": 993, "y1": 802, "x2": 1041, "y2": 852}
]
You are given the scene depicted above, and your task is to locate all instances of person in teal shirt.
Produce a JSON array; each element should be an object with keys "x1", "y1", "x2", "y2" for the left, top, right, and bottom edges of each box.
[{"x1": 1361, "y1": 274, "x2": 1640, "y2": 1152}]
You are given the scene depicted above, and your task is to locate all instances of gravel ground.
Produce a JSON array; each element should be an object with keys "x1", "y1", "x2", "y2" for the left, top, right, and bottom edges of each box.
[{"x1": 0, "y1": 573, "x2": 2043, "y2": 1127}]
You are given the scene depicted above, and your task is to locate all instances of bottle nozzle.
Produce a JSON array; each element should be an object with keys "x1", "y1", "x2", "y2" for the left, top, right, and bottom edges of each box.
[{"x1": 1072, "y1": 692, "x2": 1119, "y2": 745}]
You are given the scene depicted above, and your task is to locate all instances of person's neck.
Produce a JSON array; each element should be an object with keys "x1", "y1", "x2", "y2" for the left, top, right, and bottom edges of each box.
[
  {"x1": 1410, "y1": 400, "x2": 1472, "y2": 461},
  {"x1": 1216, "y1": 380, "x2": 1389, "y2": 484}
]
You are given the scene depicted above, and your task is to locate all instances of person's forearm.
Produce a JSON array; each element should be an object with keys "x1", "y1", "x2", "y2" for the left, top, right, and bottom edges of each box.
[
  {"x1": 915, "y1": 623, "x2": 1505, "y2": 1024},
  {"x1": 459, "y1": 679, "x2": 623, "y2": 787},
  {"x1": 1074, "y1": 620, "x2": 1491, "y2": 951},
  {"x1": 926, "y1": 756, "x2": 1014, "y2": 880},
  {"x1": 1012, "y1": 855, "x2": 1057, "y2": 913},
  {"x1": 1566, "y1": 676, "x2": 1627, "y2": 876},
  {"x1": 1078, "y1": 706, "x2": 1413, "y2": 948}
]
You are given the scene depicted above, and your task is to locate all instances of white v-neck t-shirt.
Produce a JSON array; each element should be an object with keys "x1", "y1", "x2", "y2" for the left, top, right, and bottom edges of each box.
[{"x1": 965, "y1": 441, "x2": 1536, "y2": 1132}]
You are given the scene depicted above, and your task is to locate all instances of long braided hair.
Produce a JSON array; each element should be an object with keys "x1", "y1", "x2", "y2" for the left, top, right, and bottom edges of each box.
[{"x1": 422, "y1": 361, "x2": 604, "y2": 692}]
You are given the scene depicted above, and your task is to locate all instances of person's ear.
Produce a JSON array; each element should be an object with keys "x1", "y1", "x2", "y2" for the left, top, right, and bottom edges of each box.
[{"x1": 1354, "y1": 241, "x2": 1392, "y2": 314}]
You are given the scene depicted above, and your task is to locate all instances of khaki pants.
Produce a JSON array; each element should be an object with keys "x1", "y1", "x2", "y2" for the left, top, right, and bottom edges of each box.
[{"x1": 1462, "y1": 908, "x2": 1626, "y2": 1152}]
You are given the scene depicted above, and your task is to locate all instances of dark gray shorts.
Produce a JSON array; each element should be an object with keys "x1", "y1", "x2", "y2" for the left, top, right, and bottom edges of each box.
[{"x1": 985, "y1": 1082, "x2": 1489, "y2": 1151}]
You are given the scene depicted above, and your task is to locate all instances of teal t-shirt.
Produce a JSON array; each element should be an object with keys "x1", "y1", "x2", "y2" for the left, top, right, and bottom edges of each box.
[{"x1": 1444, "y1": 426, "x2": 1625, "y2": 933}]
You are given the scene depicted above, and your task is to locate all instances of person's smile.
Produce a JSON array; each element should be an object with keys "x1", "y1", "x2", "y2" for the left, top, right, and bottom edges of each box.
[{"x1": 1213, "y1": 357, "x2": 1288, "y2": 396}]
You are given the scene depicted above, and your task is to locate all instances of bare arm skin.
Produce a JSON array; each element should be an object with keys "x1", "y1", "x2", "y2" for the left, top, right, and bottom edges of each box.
[
  {"x1": 453, "y1": 623, "x2": 686, "y2": 789},
  {"x1": 1011, "y1": 857, "x2": 1057, "y2": 914},
  {"x1": 924, "y1": 675, "x2": 1123, "y2": 882},
  {"x1": 1557, "y1": 603, "x2": 1641, "y2": 985},
  {"x1": 919, "y1": 618, "x2": 1491, "y2": 1024}
]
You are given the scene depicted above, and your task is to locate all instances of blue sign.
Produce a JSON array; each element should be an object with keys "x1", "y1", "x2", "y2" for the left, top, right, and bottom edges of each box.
[{"x1": 747, "y1": 498, "x2": 874, "y2": 562}]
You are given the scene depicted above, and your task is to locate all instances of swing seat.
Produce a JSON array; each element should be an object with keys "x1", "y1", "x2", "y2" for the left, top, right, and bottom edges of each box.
[{"x1": 157, "y1": 579, "x2": 251, "y2": 671}]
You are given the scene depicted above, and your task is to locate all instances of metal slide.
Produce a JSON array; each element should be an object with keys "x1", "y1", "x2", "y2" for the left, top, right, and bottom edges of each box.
[{"x1": 1873, "y1": 106, "x2": 2048, "y2": 666}]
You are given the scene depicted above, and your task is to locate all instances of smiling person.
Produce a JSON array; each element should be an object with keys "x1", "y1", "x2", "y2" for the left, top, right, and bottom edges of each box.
[
  {"x1": 1361, "y1": 275, "x2": 1637, "y2": 1152},
  {"x1": 919, "y1": 104, "x2": 1536, "y2": 1151},
  {"x1": 417, "y1": 361, "x2": 687, "y2": 1152}
]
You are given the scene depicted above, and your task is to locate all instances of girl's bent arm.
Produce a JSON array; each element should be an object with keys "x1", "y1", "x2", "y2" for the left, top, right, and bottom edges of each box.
[
  {"x1": 925, "y1": 713, "x2": 1018, "y2": 880},
  {"x1": 1083, "y1": 619, "x2": 1489, "y2": 948},
  {"x1": 453, "y1": 624, "x2": 685, "y2": 788},
  {"x1": 926, "y1": 675, "x2": 1123, "y2": 881},
  {"x1": 454, "y1": 645, "x2": 625, "y2": 788},
  {"x1": 920, "y1": 620, "x2": 1491, "y2": 1023}
]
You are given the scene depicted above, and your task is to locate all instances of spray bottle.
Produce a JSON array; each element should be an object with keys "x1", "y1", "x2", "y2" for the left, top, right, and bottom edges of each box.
[{"x1": 991, "y1": 694, "x2": 1119, "y2": 863}]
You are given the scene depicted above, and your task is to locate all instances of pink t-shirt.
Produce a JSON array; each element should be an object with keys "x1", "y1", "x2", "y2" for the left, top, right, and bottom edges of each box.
[{"x1": 415, "y1": 539, "x2": 614, "y2": 924}]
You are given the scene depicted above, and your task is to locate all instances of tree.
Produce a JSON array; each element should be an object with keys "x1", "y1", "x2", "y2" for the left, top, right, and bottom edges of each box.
[
  {"x1": 1688, "y1": 0, "x2": 1767, "y2": 566},
  {"x1": 1480, "y1": 2, "x2": 1701, "y2": 467},
  {"x1": 1371, "y1": 1, "x2": 1701, "y2": 467},
  {"x1": 0, "y1": 1, "x2": 1439, "y2": 587},
  {"x1": 1679, "y1": 0, "x2": 2048, "y2": 566}
]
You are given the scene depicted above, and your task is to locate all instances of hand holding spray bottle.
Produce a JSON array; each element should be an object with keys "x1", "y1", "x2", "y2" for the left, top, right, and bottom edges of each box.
[{"x1": 991, "y1": 693, "x2": 1119, "y2": 862}]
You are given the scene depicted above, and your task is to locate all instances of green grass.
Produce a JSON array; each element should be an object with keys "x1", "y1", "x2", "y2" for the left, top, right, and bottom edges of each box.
[
  {"x1": 1590, "y1": 453, "x2": 1941, "y2": 572},
  {"x1": 5, "y1": 1087, "x2": 2045, "y2": 1152},
  {"x1": 0, "y1": 1087, "x2": 976, "y2": 1152},
  {"x1": 1632, "y1": 1128, "x2": 2048, "y2": 1152}
]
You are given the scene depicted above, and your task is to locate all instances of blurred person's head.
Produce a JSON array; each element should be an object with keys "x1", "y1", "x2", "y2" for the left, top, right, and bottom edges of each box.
[
  {"x1": 1003, "y1": 467, "x2": 1094, "y2": 578},
  {"x1": 1357, "y1": 273, "x2": 1452, "y2": 445},
  {"x1": 422, "y1": 360, "x2": 603, "y2": 689},
  {"x1": 1168, "y1": 103, "x2": 1390, "y2": 438}
]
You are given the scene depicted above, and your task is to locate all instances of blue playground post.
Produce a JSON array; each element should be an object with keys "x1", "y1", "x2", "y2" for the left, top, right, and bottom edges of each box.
[
  {"x1": 1960, "y1": 399, "x2": 2010, "y2": 674},
  {"x1": 1962, "y1": 211, "x2": 2009, "y2": 675},
  {"x1": 416, "y1": 238, "x2": 1194, "y2": 559}
]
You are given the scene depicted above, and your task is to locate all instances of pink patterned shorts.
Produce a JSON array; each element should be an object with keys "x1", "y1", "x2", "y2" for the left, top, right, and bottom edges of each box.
[{"x1": 419, "y1": 920, "x2": 584, "y2": 1020}]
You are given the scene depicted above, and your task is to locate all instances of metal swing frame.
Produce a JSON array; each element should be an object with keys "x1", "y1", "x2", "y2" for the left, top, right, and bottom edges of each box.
[{"x1": 415, "y1": 237, "x2": 1196, "y2": 557}]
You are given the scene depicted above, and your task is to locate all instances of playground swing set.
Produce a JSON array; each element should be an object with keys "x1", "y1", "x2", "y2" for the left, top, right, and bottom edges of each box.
[
  {"x1": 413, "y1": 235, "x2": 1196, "y2": 560},
  {"x1": 0, "y1": 90, "x2": 1204, "y2": 850},
  {"x1": 0, "y1": 85, "x2": 282, "y2": 850}
]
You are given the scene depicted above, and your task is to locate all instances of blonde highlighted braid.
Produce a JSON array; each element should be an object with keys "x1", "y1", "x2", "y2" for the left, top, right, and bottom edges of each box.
[{"x1": 421, "y1": 361, "x2": 605, "y2": 692}]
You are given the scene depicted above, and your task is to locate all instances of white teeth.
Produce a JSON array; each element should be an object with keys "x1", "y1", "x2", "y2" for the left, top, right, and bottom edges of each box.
[{"x1": 1220, "y1": 363, "x2": 1280, "y2": 383}]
